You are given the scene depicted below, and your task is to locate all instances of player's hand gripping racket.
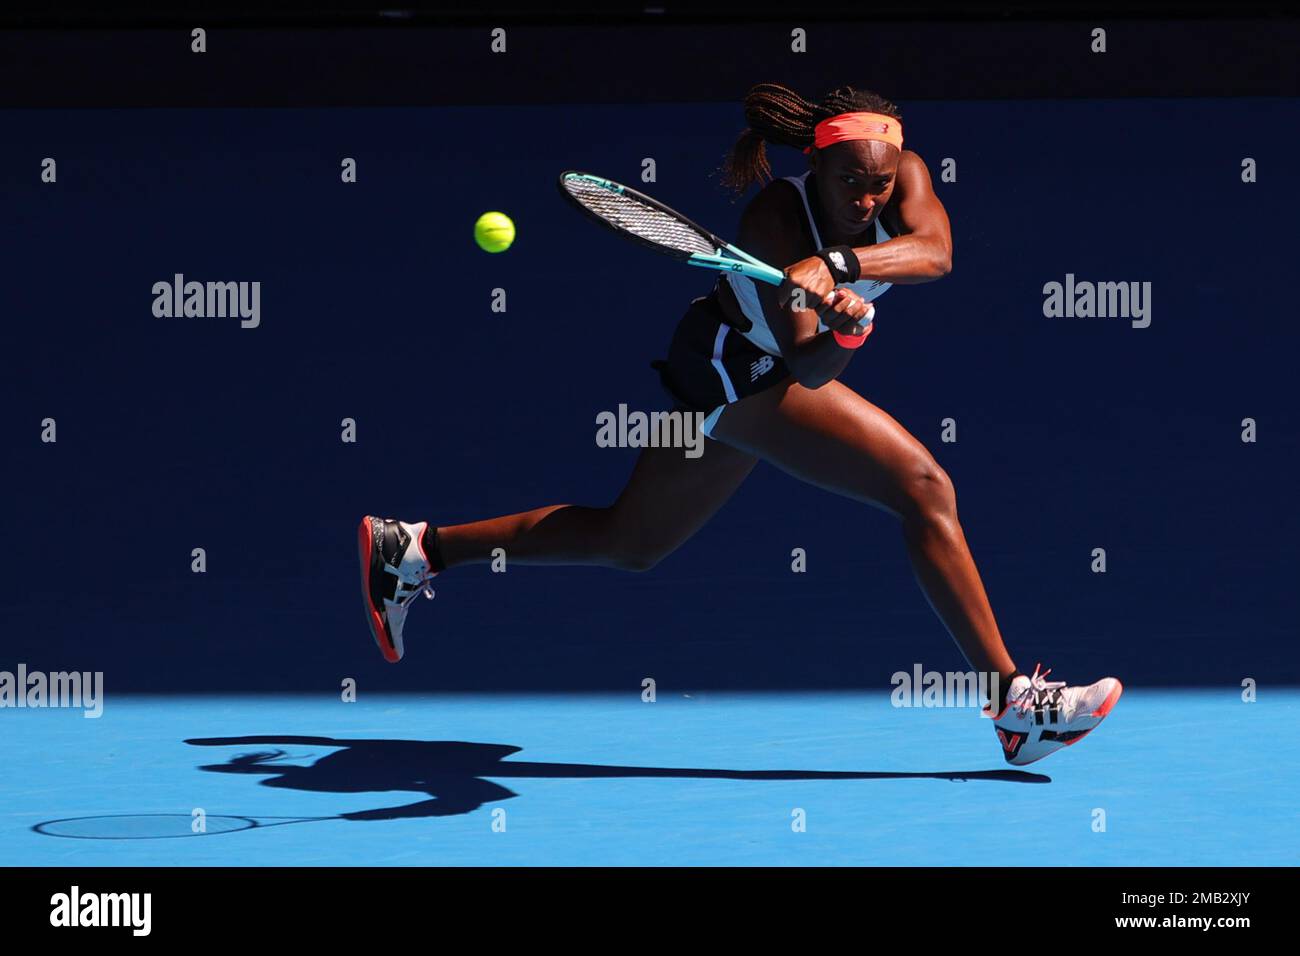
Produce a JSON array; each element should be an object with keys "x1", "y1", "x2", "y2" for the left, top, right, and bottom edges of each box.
[{"x1": 557, "y1": 170, "x2": 871, "y2": 335}]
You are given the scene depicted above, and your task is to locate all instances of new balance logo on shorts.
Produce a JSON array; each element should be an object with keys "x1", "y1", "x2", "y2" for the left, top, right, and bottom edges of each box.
[{"x1": 749, "y1": 355, "x2": 776, "y2": 382}]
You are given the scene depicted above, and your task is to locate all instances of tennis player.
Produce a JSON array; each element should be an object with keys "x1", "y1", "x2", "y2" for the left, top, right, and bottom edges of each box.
[{"x1": 359, "y1": 82, "x2": 1121, "y2": 766}]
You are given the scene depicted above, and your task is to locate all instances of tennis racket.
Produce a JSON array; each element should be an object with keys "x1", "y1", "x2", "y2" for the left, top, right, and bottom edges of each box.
[{"x1": 557, "y1": 170, "x2": 868, "y2": 332}]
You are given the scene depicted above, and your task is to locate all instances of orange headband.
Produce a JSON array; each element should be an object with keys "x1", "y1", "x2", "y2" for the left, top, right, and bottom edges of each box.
[{"x1": 803, "y1": 111, "x2": 904, "y2": 154}]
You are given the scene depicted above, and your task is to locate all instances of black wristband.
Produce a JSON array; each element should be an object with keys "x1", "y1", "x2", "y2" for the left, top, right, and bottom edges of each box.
[{"x1": 814, "y1": 245, "x2": 861, "y2": 284}]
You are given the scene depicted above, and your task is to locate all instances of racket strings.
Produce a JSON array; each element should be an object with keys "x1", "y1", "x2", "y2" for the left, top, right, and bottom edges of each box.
[{"x1": 562, "y1": 177, "x2": 716, "y2": 258}]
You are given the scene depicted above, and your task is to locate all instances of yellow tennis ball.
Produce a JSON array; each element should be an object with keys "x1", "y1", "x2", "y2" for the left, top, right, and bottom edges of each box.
[{"x1": 474, "y1": 211, "x2": 515, "y2": 253}]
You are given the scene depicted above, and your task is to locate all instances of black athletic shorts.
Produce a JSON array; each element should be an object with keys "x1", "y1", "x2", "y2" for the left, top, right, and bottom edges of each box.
[{"x1": 652, "y1": 284, "x2": 791, "y2": 433}]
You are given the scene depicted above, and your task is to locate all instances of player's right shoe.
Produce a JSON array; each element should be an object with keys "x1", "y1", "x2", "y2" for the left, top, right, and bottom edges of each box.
[
  {"x1": 987, "y1": 664, "x2": 1123, "y2": 766},
  {"x1": 357, "y1": 516, "x2": 437, "y2": 663}
]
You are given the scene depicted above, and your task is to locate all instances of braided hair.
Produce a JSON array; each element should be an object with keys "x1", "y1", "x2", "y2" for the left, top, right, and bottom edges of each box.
[{"x1": 720, "y1": 82, "x2": 901, "y2": 196}]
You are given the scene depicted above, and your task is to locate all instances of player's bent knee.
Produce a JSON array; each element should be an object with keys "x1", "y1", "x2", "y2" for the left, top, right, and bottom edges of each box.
[
  {"x1": 603, "y1": 503, "x2": 682, "y2": 571},
  {"x1": 602, "y1": 520, "x2": 673, "y2": 572},
  {"x1": 899, "y1": 461, "x2": 957, "y2": 523},
  {"x1": 624, "y1": 553, "x2": 663, "y2": 573},
  {"x1": 609, "y1": 546, "x2": 670, "y2": 573}
]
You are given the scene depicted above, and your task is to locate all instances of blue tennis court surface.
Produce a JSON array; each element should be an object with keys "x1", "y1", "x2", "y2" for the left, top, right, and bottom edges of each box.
[{"x1": 4, "y1": 690, "x2": 1295, "y2": 865}]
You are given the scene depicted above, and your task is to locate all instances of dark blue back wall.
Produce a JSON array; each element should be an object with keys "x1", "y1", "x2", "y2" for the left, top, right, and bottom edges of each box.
[{"x1": 3, "y1": 99, "x2": 1297, "y2": 690}]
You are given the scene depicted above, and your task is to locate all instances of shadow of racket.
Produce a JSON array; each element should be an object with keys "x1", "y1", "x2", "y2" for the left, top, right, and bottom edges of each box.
[{"x1": 34, "y1": 812, "x2": 341, "y2": 840}]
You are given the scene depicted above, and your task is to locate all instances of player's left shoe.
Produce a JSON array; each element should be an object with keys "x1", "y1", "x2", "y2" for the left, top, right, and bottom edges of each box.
[
  {"x1": 357, "y1": 516, "x2": 437, "y2": 663},
  {"x1": 987, "y1": 664, "x2": 1123, "y2": 766}
]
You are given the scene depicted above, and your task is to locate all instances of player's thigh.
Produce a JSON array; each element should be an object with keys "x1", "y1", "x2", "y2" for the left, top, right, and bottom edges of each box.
[
  {"x1": 607, "y1": 437, "x2": 758, "y2": 557},
  {"x1": 710, "y1": 378, "x2": 948, "y2": 518}
]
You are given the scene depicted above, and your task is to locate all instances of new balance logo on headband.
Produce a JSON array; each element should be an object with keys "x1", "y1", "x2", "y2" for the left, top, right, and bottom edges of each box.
[{"x1": 749, "y1": 355, "x2": 775, "y2": 382}]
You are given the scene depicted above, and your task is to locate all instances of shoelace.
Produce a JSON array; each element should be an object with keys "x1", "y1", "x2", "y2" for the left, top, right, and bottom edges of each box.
[
  {"x1": 1009, "y1": 663, "x2": 1067, "y2": 717},
  {"x1": 396, "y1": 573, "x2": 436, "y2": 608}
]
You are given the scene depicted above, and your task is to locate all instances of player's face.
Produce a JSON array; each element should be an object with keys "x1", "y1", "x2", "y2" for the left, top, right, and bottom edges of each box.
[{"x1": 812, "y1": 140, "x2": 900, "y2": 237}]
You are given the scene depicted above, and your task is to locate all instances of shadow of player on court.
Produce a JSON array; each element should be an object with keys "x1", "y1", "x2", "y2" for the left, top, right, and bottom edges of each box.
[{"x1": 185, "y1": 735, "x2": 1049, "y2": 821}]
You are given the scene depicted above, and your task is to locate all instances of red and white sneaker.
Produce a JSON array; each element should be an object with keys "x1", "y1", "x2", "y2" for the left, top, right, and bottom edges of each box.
[
  {"x1": 987, "y1": 664, "x2": 1123, "y2": 766},
  {"x1": 357, "y1": 516, "x2": 437, "y2": 663}
]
